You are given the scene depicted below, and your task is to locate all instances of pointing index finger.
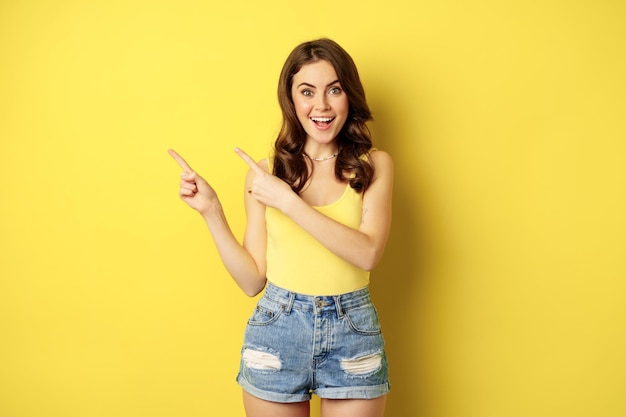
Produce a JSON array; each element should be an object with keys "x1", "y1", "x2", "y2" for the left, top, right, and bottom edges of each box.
[
  {"x1": 168, "y1": 149, "x2": 193, "y2": 173},
  {"x1": 234, "y1": 147, "x2": 265, "y2": 175}
]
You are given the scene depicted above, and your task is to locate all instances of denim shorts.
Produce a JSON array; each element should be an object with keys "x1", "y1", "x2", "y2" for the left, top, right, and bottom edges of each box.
[{"x1": 236, "y1": 282, "x2": 390, "y2": 403}]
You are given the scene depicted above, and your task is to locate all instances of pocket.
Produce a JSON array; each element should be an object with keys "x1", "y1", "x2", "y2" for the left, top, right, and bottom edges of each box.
[
  {"x1": 247, "y1": 297, "x2": 284, "y2": 326},
  {"x1": 343, "y1": 303, "x2": 382, "y2": 335}
]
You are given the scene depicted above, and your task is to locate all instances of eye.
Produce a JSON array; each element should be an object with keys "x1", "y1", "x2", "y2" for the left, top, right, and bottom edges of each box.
[
  {"x1": 301, "y1": 89, "x2": 314, "y2": 97},
  {"x1": 329, "y1": 87, "x2": 342, "y2": 95}
]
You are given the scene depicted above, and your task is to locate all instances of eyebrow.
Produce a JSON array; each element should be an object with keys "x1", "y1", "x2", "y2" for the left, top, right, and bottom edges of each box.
[{"x1": 296, "y1": 80, "x2": 340, "y2": 89}]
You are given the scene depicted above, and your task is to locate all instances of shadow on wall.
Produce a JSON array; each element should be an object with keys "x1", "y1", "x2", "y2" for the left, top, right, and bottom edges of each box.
[{"x1": 368, "y1": 91, "x2": 439, "y2": 417}]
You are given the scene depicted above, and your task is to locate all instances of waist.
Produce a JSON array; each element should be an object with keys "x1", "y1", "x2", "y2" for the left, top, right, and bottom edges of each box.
[
  {"x1": 266, "y1": 262, "x2": 370, "y2": 295},
  {"x1": 263, "y1": 282, "x2": 372, "y2": 315}
]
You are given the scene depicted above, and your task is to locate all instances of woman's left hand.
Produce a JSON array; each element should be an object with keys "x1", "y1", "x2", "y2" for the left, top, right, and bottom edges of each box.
[{"x1": 235, "y1": 147, "x2": 297, "y2": 212}]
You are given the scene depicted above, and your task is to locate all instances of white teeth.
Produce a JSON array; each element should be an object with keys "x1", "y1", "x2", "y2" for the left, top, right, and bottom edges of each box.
[{"x1": 311, "y1": 117, "x2": 334, "y2": 122}]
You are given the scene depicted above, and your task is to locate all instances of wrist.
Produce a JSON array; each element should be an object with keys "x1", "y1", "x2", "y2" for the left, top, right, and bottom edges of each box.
[
  {"x1": 200, "y1": 199, "x2": 224, "y2": 220},
  {"x1": 280, "y1": 192, "x2": 301, "y2": 217}
]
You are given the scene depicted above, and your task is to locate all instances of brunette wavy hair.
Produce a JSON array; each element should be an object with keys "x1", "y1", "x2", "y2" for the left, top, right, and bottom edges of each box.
[{"x1": 273, "y1": 38, "x2": 374, "y2": 194}]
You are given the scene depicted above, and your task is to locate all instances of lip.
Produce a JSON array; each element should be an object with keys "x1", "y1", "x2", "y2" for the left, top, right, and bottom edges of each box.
[{"x1": 310, "y1": 116, "x2": 335, "y2": 131}]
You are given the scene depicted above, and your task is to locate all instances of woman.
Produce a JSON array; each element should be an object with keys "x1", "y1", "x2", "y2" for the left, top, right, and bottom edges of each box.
[{"x1": 169, "y1": 38, "x2": 393, "y2": 417}]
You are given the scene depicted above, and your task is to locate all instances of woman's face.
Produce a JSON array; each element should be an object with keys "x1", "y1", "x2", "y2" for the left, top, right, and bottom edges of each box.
[{"x1": 291, "y1": 60, "x2": 349, "y2": 147}]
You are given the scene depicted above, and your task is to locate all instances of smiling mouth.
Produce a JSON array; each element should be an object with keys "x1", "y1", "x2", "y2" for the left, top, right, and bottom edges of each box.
[{"x1": 310, "y1": 117, "x2": 335, "y2": 126}]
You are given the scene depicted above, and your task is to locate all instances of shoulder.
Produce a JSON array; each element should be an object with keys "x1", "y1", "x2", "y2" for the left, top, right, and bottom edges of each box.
[
  {"x1": 245, "y1": 158, "x2": 270, "y2": 175},
  {"x1": 367, "y1": 149, "x2": 393, "y2": 192},
  {"x1": 257, "y1": 158, "x2": 270, "y2": 173},
  {"x1": 244, "y1": 158, "x2": 270, "y2": 185},
  {"x1": 369, "y1": 149, "x2": 394, "y2": 173},
  {"x1": 362, "y1": 150, "x2": 393, "y2": 203}
]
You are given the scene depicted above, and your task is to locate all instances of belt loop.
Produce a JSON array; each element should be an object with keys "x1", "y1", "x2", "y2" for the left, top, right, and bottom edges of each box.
[
  {"x1": 334, "y1": 295, "x2": 344, "y2": 318},
  {"x1": 284, "y1": 291, "x2": 295, "y2": 315}
]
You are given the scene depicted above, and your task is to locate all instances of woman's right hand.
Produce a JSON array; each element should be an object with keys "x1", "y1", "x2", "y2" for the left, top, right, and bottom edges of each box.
[{"x1": 168, "y1": 149, "x2": 219, "y2": 214}]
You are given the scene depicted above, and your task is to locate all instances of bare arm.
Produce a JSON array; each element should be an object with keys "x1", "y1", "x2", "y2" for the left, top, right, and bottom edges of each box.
[
  {"x1": 236, "y1": 148, "x2": 394, "y2": 271},
  {"x1": 168, "y1": 149, "x2": 267, "y2": 296}
]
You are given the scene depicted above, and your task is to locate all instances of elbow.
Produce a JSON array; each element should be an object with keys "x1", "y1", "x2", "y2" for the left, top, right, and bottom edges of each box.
[
  {"x1": 360, "y1": 259, "x2": 379, "y2": 272},
  {"x1": 241, "y1": 278, "x2": 267, "y2": 297},
  {"x1": 358, "y1": 248, "x2": 383, "y2": 272},
  {"x1": 243, "y1": 288, "x2": 263, "y2": 297}
]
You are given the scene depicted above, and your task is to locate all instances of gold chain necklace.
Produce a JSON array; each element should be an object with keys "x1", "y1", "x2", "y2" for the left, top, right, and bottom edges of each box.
[{"x1": 303, "y1": 152, "x2": 338, "y2": 161}]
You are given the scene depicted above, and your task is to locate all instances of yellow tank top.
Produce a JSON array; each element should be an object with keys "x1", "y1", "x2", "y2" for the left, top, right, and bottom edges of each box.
[{"x1": 265, "y1": 156, "x2": 370, "y2": 295}]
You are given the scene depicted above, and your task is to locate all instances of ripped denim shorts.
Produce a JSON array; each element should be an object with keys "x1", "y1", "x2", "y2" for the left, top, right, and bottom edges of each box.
[{"x1": 236, "y1": 282, "x2": 390, "y2": 403}]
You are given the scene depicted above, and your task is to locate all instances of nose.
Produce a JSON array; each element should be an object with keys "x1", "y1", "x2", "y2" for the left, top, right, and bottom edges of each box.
[{"x1": 314, "y1": 93, "x2": 330, "y2": 111}]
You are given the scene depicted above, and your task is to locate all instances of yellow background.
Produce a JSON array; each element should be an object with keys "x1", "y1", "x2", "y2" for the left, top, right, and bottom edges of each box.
[{"x1": 1, "y1": 0, "x2": 625, "y2": 416}]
